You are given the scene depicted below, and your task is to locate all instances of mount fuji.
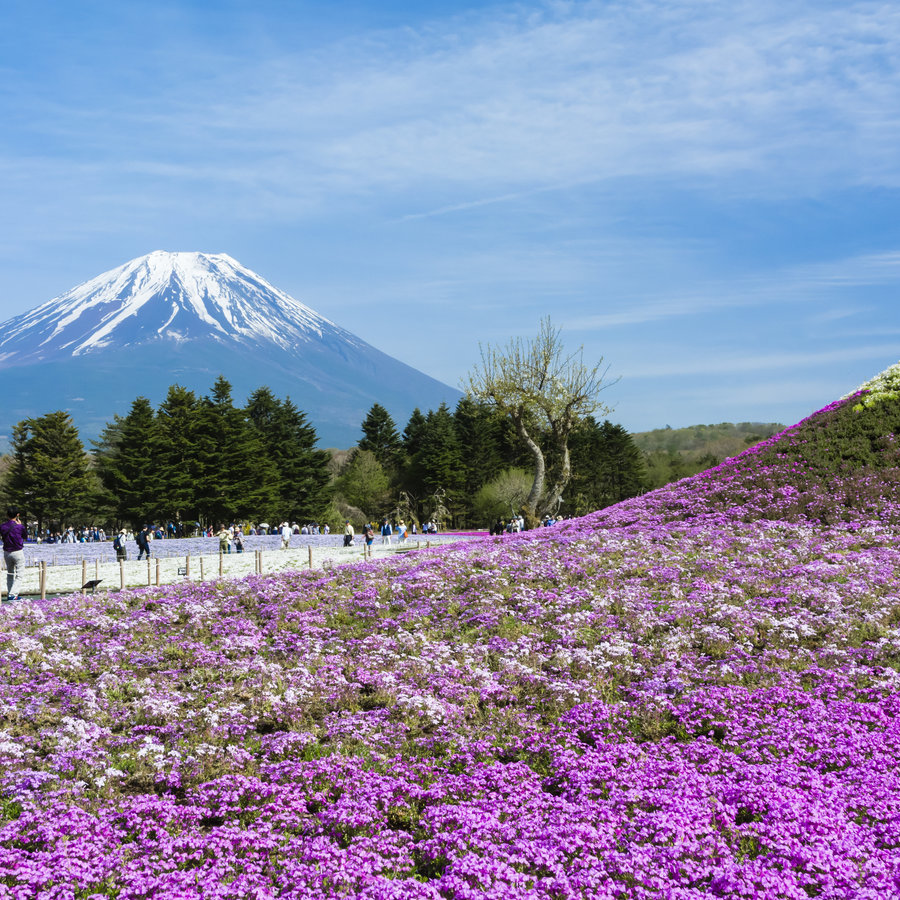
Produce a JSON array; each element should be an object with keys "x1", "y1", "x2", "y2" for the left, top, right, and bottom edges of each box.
[{"x1": 0, "y1": 251, "x2": 461, "y2": 447}]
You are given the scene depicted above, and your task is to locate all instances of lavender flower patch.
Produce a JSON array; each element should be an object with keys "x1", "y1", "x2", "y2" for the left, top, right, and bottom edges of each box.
[
  {"x1": 2, "y1": 396, "x2": 900, "y2": 897},
  {"x1": 21, "y1": 533, "x2": 461, "y2": 567}
]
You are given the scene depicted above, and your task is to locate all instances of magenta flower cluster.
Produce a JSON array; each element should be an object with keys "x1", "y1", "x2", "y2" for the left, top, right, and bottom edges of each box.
[{"x1": 1, "y1": 396, "x2": 899, "y2": 897}]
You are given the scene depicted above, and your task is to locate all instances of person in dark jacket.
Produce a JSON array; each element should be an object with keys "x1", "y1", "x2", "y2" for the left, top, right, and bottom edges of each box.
[
  {"x1": 136, "y1": 525, "x2": 152, "y2": 560},
  {"x1": 1, "y1": 509, "x2": 27, "y2": 603}
]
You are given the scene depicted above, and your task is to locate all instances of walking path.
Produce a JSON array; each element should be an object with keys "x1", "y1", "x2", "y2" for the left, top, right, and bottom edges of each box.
[{"x1": 1, "y1": 535, "x2": 478, "y2": 600}]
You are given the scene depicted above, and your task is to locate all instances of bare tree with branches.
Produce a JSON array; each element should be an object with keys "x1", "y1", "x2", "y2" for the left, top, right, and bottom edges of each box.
[{"x1": 463, "y1": 317, "x2": 616, "y2": 523}]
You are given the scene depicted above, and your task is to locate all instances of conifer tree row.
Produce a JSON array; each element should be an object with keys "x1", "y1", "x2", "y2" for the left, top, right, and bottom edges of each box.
[
  {"x1": 91, "y1": 377, "x2": 332, "y2": 529},
  {"x1": 333, "y1": 400, "x2": 647, "y2": 527},
  {"x1": 0, "y1": 382, "x2": 650, "y2": 532}
]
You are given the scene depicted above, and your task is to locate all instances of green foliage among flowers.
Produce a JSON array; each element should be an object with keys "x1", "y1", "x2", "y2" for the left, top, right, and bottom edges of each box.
[{"x1": 2, "y1": 371, "x2": 900, "y2": 896}]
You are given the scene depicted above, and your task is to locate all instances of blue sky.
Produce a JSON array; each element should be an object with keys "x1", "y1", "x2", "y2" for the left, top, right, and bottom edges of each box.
[{"x1": 2, "y1": 0, "x2": 899, "y2": 433}]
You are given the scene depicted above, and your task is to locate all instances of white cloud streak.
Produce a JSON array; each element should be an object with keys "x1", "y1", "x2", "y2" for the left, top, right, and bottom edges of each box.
[{"x1": 4, "y1": 0, "x2": 900, "y2": 218}]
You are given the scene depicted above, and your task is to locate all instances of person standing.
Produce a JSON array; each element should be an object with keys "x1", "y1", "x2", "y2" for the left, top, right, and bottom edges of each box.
[
  {"x1": 381, "y1": 520, "x2": 393, "y2": 545},
  {"x1": 113, "y1": 528, "x2": 127, "y2": 562},
  {"x1": 1, "y1": 509, "x2": 27, "y2": 603},
  {"x1": 217, "y1": 525, "x2": 231, "y2": 554},
  {"x1": 280, "y1": 521, "x2": 292, "y2": 550},
  {"x1": 343, "y1": 520, "x2": 355, "y2": 547},
  {"x1": 136, "y1": 525, "x2": 152, "y2": 560}
]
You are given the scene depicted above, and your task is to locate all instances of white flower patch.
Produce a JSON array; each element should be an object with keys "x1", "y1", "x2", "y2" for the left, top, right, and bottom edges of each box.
[
  {"x1": 0, "y1": 738, "x2": 25, "y2": 758},
  {"x1": 14, "y1": 636, "x2": 43, "y2": 657},
  {"x1": 44, "y1": 651, "x2": 84, "y2": 669},
  {"x1": 396, "y1": 691, "x2": 447, "y2": 726}
]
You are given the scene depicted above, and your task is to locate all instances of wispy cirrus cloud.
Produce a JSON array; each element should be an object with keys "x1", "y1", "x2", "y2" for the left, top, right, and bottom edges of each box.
[{"x1": 5, "y1": 0, "x2": 900, "y2": 218}]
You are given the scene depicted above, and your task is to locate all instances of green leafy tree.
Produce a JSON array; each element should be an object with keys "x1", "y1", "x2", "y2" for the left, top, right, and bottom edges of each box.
[
  {"x1": 6, "y1": 411, "x2": 98, "y2": 532},
  {"x1": 335, "y1": 449, "x2": 391, "y2": 518},
  {"x1": 463, "y1": 317, "x2": 615, "y2": 522},
  {"x1": 473, "y1": 467, "x2": 533, "y2": 524}
]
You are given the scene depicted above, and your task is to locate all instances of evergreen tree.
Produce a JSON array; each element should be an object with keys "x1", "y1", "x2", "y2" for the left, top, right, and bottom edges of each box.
[
  {"x1": 246, "y1": 387, "x2": 331, "y2": 521},
  {"x1": 568, "y1": 418, "x2": 647, "y2": 514},
  {"x1": 411, "y1": 403, "x2": 465, "y2": 521},
  {"x1": 153, "y1": 385, "x2": 204, "y2": 525},
  {"x1": 6, "y1": 411, "x2": 98, "y2": 532},
  {"x1": 402, "y1": 408, "x2": 427, "y2": 458},
  {"x1": 93, "y1": 397, "x2": 160, "y2": 526},
  {"x1": 195, "y1": 377, "x2": 279, "y2": 525},
  {"x1": 453, "y1": 397, "x2": 506, "y2": 524},
  {"x1": 358, "y1": 403, "x2": 402, "y2": 472}
]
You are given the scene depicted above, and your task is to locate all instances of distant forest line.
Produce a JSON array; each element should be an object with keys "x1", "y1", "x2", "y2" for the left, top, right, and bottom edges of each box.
[
  {"x1": 633, "y1": 421, "x2": 785, "y2": 489},
  {"x1": 0, "y1": 375, "x2": 784, "y2": 531}
]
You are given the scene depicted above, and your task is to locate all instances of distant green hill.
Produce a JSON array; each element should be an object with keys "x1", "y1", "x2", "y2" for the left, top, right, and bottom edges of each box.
[{"x1": 632, "y1": 422, "x2": 784, "y2": 489}]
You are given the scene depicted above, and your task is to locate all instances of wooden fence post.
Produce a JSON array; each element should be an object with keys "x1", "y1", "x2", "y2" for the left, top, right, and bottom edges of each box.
[
  {"x1": 81, "y1": 560, "x2": 87, "y2": 587},
  {"x1": 147, "y1": 558, "x2": 152, "y2": 586},
  {"x1": 308, "y1": 546, "x2": 313, "y2": 569},
  {"x1": 119, "y1": 561, "x2": 125, "y2": 591},
  {"x1": 40, "y1": 561, "x2": 47, "y2": 601},
  {"x1": 219, "y1": 552, "x2": 223, "y2": 577},
  {"x1": 156, "y1": 558, "x2": 161, "y2": 586}
]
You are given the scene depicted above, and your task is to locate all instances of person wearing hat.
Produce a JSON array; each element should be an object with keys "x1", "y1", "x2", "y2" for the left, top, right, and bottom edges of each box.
[{"x1": 113, "y1": 528, "x2": 127, "y2": 562}]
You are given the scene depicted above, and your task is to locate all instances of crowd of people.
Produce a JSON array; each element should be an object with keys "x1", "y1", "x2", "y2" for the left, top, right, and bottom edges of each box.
[
  {"x1": 342, "y1": 518, "x2": 442, "y2": 548},
  {"x1": 489, "y1": 514, "x2": 563, "y2": 535}
]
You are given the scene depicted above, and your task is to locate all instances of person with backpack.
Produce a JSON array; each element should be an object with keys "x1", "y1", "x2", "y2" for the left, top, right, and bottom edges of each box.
[
  {"x1": 113, "y1": 528, "x2": 127, "y2": 561},
  {"x1": 136, "y1": 525, "x2": 151, "y2": 560},
  {"x1": 1, "y1": 509, "x2": 27, "y2": 603}
]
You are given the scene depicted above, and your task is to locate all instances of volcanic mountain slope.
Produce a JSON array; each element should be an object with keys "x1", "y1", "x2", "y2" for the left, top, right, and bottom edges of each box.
[{"x1": 0, "y1": 252, "x2": 460, "y2": 446}]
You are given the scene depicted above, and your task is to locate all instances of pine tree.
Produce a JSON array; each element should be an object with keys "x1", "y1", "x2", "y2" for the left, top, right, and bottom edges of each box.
[
  {"x1": 153, "y1": 385, "x2": 205, "y2": 525},
  {"x1": 93, "y1": 397, "x2": 160, "y2": 526},
  {"x1": 453, "y1": 397, "x2": 506, "y2": 524},
  {"x1": 402, "y1": 408, "x2": 427, "y2": 458},
  {"x1": 6, "y1": 411, "x2": 98, "y2": 532},
  {"x1": 195, "y1": 377, "x2": 280, "y2": 525},
  {"x1": 568, "y1": 418, "x2": 647, "y2": 514},
  {"x1": 411, "y1": 403, "x2": 465, "y2": 521},
  {"x1": 246, "y1": 387, "x2": 331, "y2": 522},
  {"x1": 358, "y1": 404, "x2": 402, "y2": 472}
]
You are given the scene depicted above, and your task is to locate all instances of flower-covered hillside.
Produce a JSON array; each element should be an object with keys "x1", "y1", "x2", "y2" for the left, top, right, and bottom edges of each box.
[
  {"x1": 2, "y1": 384, "x2": 900, "y2": 898},
  {"x1": 596, "y1": 386, "x2": 900, "y2": 528}
]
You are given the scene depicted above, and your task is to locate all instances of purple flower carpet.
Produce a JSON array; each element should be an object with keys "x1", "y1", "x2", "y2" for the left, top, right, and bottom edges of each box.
[{"x1": 2, "y1": 383, "x2": 900, "y2": 897}]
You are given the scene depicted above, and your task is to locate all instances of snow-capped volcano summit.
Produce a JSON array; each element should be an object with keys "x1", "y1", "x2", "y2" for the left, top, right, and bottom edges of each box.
[
  {"x1": 0, "y1": 252, "x2": 459, "y2": 446},
  {"x1": 0, "y1": 251, "x2": 361, "y2": 365}
]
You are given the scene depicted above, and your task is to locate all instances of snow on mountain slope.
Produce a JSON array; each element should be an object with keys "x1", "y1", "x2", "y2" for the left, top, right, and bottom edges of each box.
[{"x1": 0, "y1": 251, "x2": 362, "y2": 366}]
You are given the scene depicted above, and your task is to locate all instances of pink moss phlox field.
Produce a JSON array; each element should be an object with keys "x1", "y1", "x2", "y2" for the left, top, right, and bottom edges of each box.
[{"x1": 2, "y1": 395, "x2": 900, "y2": 896}]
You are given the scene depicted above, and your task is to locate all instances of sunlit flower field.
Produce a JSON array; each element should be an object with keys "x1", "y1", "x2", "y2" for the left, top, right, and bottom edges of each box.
[{"x1": 2, "y1": 382, "x2": 900, "y2": 898}]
